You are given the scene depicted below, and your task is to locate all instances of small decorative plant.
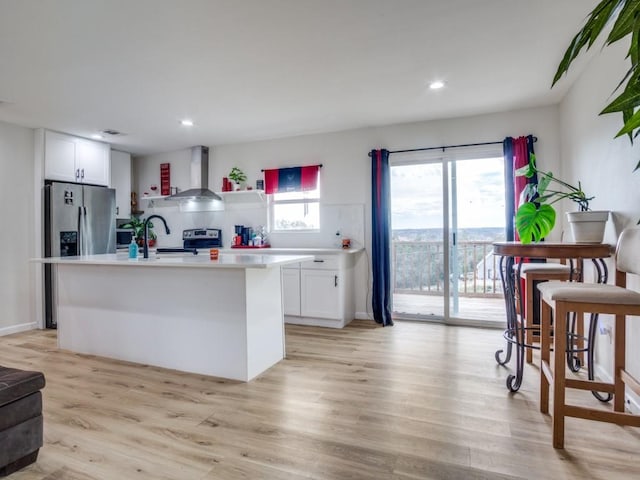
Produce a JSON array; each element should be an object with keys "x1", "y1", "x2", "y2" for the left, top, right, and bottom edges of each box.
[
  {"x1": 515, "y1": 153, "x2": 594, "y2": 244},
  {"x1": 228, "y1": 167, "x2": 247, "y2": 185},
  {"x1": 119, "y1": 217, "x2": 156, "y2": 247}
]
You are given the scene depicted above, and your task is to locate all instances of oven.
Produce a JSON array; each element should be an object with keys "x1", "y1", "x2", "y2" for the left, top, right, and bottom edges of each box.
[{"x1": 182, "y1": 228, "x2": 222, "y2": 249}]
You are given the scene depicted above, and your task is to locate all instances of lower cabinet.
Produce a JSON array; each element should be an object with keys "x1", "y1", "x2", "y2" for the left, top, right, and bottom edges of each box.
[
  {"x1": 283, "y1": 253, "x2": 356, "y2": 328},
  {"x1": 300, "y1": 269, "x2": 341, "y2": 319}
]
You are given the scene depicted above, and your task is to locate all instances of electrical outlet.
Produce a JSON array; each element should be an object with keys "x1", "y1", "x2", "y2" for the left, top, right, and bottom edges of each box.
[{"x1": 599, "y1": 325, "x2": 612, "y2": 343}]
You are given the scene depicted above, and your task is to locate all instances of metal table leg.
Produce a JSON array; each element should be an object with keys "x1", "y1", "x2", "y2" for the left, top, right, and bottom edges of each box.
[{"x1": 495, "y1": 255, "x2": 526, "y2": 392}]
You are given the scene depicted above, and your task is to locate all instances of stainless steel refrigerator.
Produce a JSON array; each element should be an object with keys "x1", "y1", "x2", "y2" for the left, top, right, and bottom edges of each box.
[{"x1": 44, "y1": 181, "x2": 117, "y2": 328}]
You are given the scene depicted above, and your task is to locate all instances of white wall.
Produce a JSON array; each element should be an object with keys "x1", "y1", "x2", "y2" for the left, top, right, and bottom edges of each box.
[
  {"x1": 559, "y1": 39, "x2": 640, "y2": 409},
  {"x1": 216, "y1": 106, "x2": 562, "y2": 319},
  {"x1": 134, "y1": 105, "x2": 561, "y2": 320},
  {"x1": 0, "y1": 121, "x2": 36, "y2": 335}
]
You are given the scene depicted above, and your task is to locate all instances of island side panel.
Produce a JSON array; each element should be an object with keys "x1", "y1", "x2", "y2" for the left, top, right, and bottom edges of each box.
[
  {"x1": 244, "y1": 266, "x2": 285, "y2": 380},
  {"x1": 55, "y1": 264, "x2": 251, "y2": 380}
]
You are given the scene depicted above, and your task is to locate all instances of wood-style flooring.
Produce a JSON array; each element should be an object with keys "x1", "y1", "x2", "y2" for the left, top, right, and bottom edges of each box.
[{"x1": 2, "y1": 320, "x2": 640, "y2": 479}]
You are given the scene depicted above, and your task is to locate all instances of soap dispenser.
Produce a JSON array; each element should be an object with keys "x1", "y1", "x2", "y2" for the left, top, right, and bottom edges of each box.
[{"x1": 128, "y1": 237, "x2": 139, "y2": 259}]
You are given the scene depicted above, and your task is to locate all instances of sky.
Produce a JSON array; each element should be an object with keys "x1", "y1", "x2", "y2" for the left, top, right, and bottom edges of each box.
[{"x1": 390, "y1": 157, "x2": 506, "y2": 230}]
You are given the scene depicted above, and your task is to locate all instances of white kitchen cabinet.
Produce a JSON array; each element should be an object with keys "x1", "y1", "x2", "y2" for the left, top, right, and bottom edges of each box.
[
  {"x1": 44, "y1": 130, "x2": 110, "y2": 186},
  {"x1": 43, "y1": 131, "x2": 75, "y2": 181},
  {"x1": 282, "y1": 267, "x2": 301, "y2": 316},
  {"x1": 76, "y1": 137, "x2": 110, "y2": 185},
  {"x1": 283, "y1": 252, "x2": 357, "y2": 328},
  {"x1": 110, "y1": 150, "x2": 132, "y2": 219},
  {"x1": 300, "y1": 269, "x2": 341, "y2": 319}
]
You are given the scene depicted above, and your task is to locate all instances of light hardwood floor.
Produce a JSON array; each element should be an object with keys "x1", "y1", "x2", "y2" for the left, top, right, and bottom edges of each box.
[{"x1": 2, "y1": 321, "x2": 640, "y2": 480}]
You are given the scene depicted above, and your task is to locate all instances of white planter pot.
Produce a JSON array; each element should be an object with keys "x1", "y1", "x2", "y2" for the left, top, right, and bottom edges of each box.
[{"x1": 566, "y1": 210, "x2": 609, "y2": 243}]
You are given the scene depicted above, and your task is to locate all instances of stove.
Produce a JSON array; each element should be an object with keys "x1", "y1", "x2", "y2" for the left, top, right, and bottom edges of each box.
[{"x1": 182, "y1": 228, "x2": 222, "y2": 249}]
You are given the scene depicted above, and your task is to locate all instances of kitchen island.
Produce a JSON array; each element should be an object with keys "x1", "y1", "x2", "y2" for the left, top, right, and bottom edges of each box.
[{"x1": 36, "y1": 252, "x2": 312, "y2": 381}]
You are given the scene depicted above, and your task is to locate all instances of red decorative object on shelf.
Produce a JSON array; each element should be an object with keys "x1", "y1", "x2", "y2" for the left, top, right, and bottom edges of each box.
[
  {"x1": 230, "y1": 245, "x2": 271, "y2": 249},
  {"x1": 160, "y1": 163, "x2": 171, "y2": 195}
]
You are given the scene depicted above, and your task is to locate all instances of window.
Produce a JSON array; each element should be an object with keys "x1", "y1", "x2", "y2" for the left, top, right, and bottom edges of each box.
[{"x1": 270, "y1": 183, "x2": 320, "y2": 231}]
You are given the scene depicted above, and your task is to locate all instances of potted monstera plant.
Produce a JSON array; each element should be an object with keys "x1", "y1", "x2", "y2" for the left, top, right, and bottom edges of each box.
[
  {"x1": 553, "y1": 0, "x2": 640, "y2": 144},
  {"x1": 515, "y1": 154, "x2": 608, "y2": 244}
]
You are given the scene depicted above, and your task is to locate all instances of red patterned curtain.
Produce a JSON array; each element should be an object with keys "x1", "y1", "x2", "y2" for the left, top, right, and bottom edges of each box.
[{"x1": 264, "y1": 165, "x2": 320, "y2": 194}]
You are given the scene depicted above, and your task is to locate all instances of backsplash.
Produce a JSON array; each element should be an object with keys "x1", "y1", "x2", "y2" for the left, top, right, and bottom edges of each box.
[{"x1": 138, "y1": 202, "x2": 364, "y2": 249}]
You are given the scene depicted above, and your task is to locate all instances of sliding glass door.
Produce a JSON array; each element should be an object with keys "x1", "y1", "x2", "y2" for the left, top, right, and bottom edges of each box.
[
  {"x1": 390, "y1": 148, "x2": 506, "y2": 326},
  {"x1": 391, "y1": 160, "x2": 446, "y2": 318}
]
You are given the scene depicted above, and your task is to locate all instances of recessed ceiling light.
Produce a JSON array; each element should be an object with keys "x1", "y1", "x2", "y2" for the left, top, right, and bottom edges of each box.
[
  {"x1": 180, "y1": 119, "x2": 194, "y2": 127},
  {"x1": 429, "y1": 81, "x2": 445, "y2": 90}
]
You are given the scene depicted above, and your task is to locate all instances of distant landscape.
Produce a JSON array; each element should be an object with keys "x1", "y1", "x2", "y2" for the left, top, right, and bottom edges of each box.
[
  {"x1": 392, "y1": 227, "x2": 505, "y2": 243},
  {"x1": 391, "y1": 227, "x2": 505, "y2": 292}
]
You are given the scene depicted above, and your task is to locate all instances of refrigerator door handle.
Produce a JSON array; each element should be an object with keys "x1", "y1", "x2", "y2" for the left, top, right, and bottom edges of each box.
[{"x1": 77, "y1": 205, "x2": 83, "y2": 255}]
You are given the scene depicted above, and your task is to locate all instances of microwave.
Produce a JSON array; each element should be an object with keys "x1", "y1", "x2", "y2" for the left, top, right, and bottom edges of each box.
[{"x1": 116, "y1": 228, "x2": 135, "y2": 248}]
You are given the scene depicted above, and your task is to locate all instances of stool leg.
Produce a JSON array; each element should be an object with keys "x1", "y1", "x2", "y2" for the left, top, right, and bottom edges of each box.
[
  {"x1": 525, "y1": 275, "x2": 534, "y2": 364},
  {"x1": 576, "y1": 315, "x2": 584, "y2": 367},
  {"x1": 540, "y1": 298, "x2": 551, "y2": 414},
  {"x1": 552, "y1": 304, "x2": 568, "y2": 449},
  {"x1": 614, "y1": 314, "x2": 626, "y2": 412}
]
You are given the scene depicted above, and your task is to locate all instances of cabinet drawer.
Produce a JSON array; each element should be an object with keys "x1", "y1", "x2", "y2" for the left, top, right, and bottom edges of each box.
[{"x1": 300, "y1": 255, "x2": 340, "y2": 270}]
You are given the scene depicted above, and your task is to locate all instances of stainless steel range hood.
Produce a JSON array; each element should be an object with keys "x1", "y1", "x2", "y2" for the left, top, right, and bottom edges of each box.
[{"x1": 166, "y1": 146, "x2": 222, "y2": 201}]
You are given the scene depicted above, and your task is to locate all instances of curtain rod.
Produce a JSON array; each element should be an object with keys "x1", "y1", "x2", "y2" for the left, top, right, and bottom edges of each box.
[
  {"x1": 368, "y1": 137, "x2": 538, "y2": 156},
  {"x1": 261, "y1": 164, "x2": 323, "y2": 172}
]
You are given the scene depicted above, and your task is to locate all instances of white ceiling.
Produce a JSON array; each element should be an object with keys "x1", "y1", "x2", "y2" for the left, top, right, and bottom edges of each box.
[{"x1": 0, "y1": 0, "x2": 597, "y2": 155}]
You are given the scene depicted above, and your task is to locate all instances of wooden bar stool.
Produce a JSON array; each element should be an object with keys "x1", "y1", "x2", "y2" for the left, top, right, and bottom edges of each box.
[
  {"x1": 538, "y1": 228, "x2": 640, "y2": 448},
  {"x1": 517, "y1": 263, "x2": 572, "y2": 363}
]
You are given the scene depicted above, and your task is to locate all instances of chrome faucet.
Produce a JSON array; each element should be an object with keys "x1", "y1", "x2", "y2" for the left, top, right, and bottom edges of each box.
[{"x1": 143, "y1": 215, "x2": 170, "y2": 258}]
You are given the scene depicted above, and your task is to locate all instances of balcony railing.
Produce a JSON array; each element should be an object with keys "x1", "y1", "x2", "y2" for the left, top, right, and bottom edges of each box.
[{"x1": 392, "y1": 240, "x2": 503, "y2": 298}]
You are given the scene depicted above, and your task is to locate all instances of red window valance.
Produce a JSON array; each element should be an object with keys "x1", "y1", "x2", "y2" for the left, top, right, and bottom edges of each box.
[{"x1": 263, "y1": 165, "x2": 321, "y2": 194}]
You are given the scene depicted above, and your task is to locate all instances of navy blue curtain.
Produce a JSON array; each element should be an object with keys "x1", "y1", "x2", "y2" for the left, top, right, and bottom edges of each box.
[
  {"x1": 503, "y1": 135, "x2": 537, "y2": 241},
  {"x1": 371, "y1": 149, "x2": 393, "y2": 326}
]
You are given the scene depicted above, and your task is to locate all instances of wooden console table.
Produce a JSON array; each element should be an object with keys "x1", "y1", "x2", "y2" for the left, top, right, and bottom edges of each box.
[{"x1": 492, "y1": 242, "x2": 612, "y2": 394}]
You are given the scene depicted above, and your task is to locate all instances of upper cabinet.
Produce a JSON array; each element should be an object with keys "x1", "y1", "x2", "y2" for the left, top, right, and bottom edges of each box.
[
  {"x1": 44, "y1": 130, "x2": 110, "y2": 186},
  {"x1": 110, "y1": 150, "x2": 132, "y2": 219}
]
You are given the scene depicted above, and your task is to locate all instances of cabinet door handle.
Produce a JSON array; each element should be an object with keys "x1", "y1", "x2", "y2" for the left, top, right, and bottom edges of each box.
[
  {"x1": 75, "y1": 168, "x2": 80, "y2": 179},
  {"x1": 116, "y1": 206, "x2": 119, "y2": 215},
  {"x1": 334, "y1": 275, "x2": 338, "y2": 287},
  {"x1": 81, "y1": 168, "x2": 85, "y2": 179},
  {"x1": 313, "y1": 259, "x2": 324, "y2": 263}
]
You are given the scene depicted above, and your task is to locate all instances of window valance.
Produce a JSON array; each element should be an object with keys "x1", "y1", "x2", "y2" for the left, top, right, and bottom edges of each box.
[{"x1": 263, "y1": 165, "x2": 321, "y2": 194}]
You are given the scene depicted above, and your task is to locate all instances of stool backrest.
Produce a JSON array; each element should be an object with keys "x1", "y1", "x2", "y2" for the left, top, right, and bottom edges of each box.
[{"x1": 615, "y1": 227, "x2": 640, "y2": 275}]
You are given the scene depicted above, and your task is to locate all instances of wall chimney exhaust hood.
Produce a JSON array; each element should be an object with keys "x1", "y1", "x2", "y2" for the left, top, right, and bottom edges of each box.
[{"x1": 165, "y1": 146, "x2": 222, "y2": 201}]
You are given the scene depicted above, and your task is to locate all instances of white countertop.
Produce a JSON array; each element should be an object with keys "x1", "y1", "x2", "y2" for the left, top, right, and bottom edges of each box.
[
  {"x1": 34, "y1": 252, "x2": 313, "y2": 269},
  {"x1": 226, "y1": 246, "x2": 364, "y2": 255}
]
